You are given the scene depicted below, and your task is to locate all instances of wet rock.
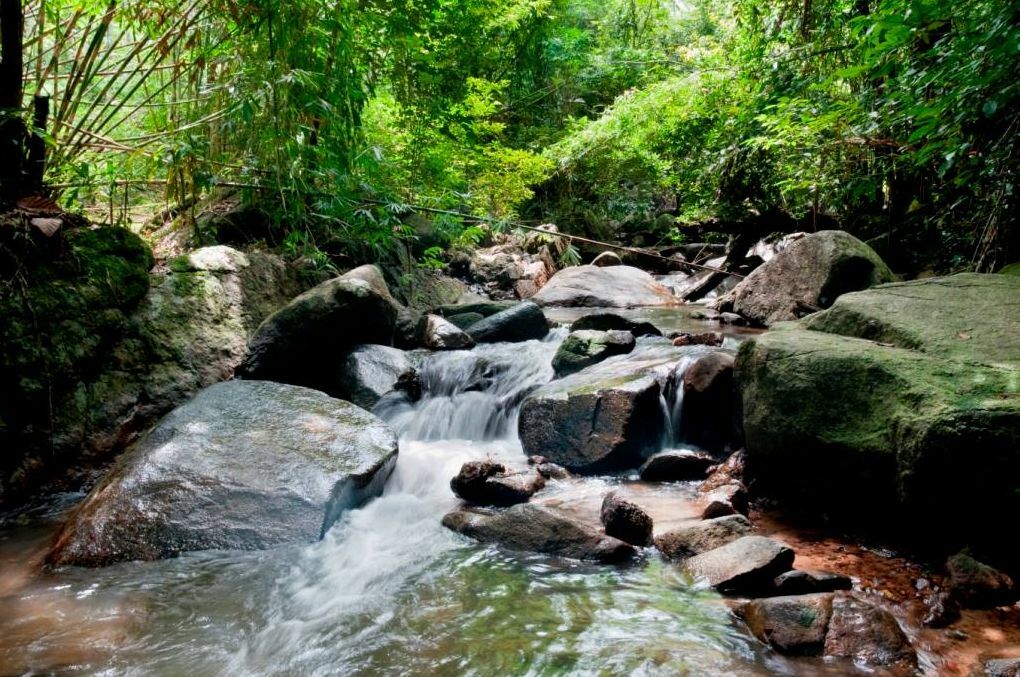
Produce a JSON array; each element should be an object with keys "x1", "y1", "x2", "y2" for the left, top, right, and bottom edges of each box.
[
  {"x1": 450, "y1": 460, "x2": 545, "y2": 507},
  {"x1": 700, "y1": 450, "x2": 748, "y2": 493},
  {"x1": 741, "y1": 593, "x2": 834, "y2": 655},
  {"x1": 435, "y1": 300, "x2": 516, "y2": 318},
  {"x1": 600, "y1": 491, "x2": 653, "y2": 546},
  {"x1": 519, "y1": 349, "x2": 678, "y2": 473},
  {"x1": 946, "y1": 552, "x2": 1016, "y2": 608},
  {"x1": 639, "y1": 449, "x2": 717, "y2": 482},
  {"x1": 552, "y1": 329, "x2": 635, "y2": 376},
  {"x1": 338, "y1": 345, "x2": 417, "y2": 409},
  {"x1": 685, "y1": 536, "x2": 795, "y2": 594},
  {"x1": 983, "y1": 656, "x2": 1020, "y2": 677},
  {"x1": 466, "y1": 301, "x2": 549, "y2": 343},
  {"x1": 441, "y1": 503, "x2": 636, "y2": 562},
  {"x1": 591, "y1": 251, "x2": 623, "y2": 267},
  {"x1": 654, "y1": 515, "x2": 754, "y2": 560},
  {"x1": 47, "y1": 381, "x2": 398, "y2": 567},
  {"x1": 240, "y1": 264, "x2": 398, "y2": 389},
  {"x1": 702, "y1": 482, "x2": 748, "y2": 518},
  {"x1": 536, "y1": 463, "x2": 571, "y2": 480},
  {"x1": 670, "y1": 332, "x2": 723, "y2": 347},
  {"x1": 421, "y1": 314, "x2": 475, "y2": 350},
  {"x1": 736, "y1": 274, "x2": 1020, "y2": 551},
  {"x1": 716, "y1": 230, "x2": 893, "y2": 327},
  {"x1": 681, "y1": 351, "x2": 741, "y2": 452},
  {"x1": 532, "y1": 265, "x2": 679, "y2": 307},
  {"x1": 718, "y1": 312, "x2": 747, "y2": 326},
  {"x1": 823, "y1": 593, "x2": 916, "y2": 671},
  {"x1": 921, "y1": 591, "x2": 961, "y2": 628},
  {"x1": 569, "y1": 312, "x2": 662, "y2": 337},
  {"x1": 773, "y1": 570, "x2": 852, "y2": 596},
  {"x1": 445, "y1": 311, "x2": 484, "y2": 330}
]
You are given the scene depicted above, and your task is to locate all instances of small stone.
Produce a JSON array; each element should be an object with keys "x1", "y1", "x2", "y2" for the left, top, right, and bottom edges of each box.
[
  {"x1": 718, "y1": 312, "x2": 747, "y2": 325},
  {"x1": 921, "y1": 591, "x2": 960, "y2": 628},
  {"x1": 600, "y1": 491, "x2": 653, "y2": 546},
  {"x1": 946, "y1": 552, "x2": 1016, "y2": 608},
  {"x1": 671, "y1": 331, "x2": 723, "y2": 347},
  {"x1": 536, "y1": 463, "x2": 570, "y2": 480},
  {"x1": 773, "y1": 569, "x2": 853, "y2": 596}
]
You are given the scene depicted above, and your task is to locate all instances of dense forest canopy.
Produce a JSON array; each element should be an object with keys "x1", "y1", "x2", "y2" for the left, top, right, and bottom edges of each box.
[{"x1": 1, "y1": 0, "x2": 1017, "y2": 271}]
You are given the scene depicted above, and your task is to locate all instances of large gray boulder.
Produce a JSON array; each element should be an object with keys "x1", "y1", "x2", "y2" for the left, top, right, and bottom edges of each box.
[
  {"x1": 719, "y1": 230, "x2": 893, "y2": 326},
  {"x1": 442, "y1": 503, "x2": 636, "y2": 562},
  {"x1": 338, "y1": 345, "x2": 417, "y2": 409},
  {"x1": 532, "y1": 265, "x2": 679, "y2": 307},
  {"x1": 737, "y1": 274, "x2": 1020, "y2": 554},
  {"x1": 47, "y1": 380, "x2": 398, "y2": 567},
  {"x1": 519, "y1": 343, "x2": 685, "y2": 472},
  {"x1": 240, "y1": 264, "x2": 399, "y2": 390}
]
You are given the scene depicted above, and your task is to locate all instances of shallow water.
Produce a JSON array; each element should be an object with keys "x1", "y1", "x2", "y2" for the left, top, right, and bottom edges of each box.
[{"x1": 0, "y1": 309, "x2": 947, "y2": 676}]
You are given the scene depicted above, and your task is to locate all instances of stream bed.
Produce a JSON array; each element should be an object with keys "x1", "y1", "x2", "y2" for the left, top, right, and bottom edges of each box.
[{"x1": 0, "y1": 309, "x2": 1015, "y2": 675}]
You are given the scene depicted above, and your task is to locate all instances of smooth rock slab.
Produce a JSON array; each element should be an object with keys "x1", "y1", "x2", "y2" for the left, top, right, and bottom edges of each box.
[
  {"x1": 532, "y1": 265, "x2": 679, "y2": 307},
  {"x1": 442, "y1": 503, "x2": 636, "y2": 562},
  {"x1": 47, "y1": 380, "x2": 398, "y2": 567},
  {"x1": 654, "y1": 515, "x2": 754, "y2": 560},
  {"x1": 685, "y1": 535, "x2": 794, "y2": 594}
]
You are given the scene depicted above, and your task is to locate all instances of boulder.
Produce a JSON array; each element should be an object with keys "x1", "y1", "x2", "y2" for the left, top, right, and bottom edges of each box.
[
  {"x1": 467, "y1": 301, "x2": 550, "y2": 343},
  {"x1": 823, "y1": 593, "x2": 916, "y2": 670},
  {"x1": 552, "y1": 329, "x2": 635, "y2": 376},
  {"x1": 47, "y1": 381, "x2": 398, "y2": 567},
  {"x1": 445, "y1": 312, "x2": 484, "y2": 330},
  {"x1": 441, "y1": 503, "x2": 636, "y2": 562},
  {"x1": 654, "y1": 515, "x2": 754, "y2": 559},
  {"x1": 240, "y1": 264, "x2": 399, "y2": 390},
  {"x1": 1, "y1": 234, "x2": 310, "y2": 505},
  {"x1": 569, "y1": 313, "x2": 661, "y2": 337},
  {"x1": 741, "y1": 593, "x2": 834, "y2": 655},
  {"x1": 338, "y1": 345, "x2": 417, "y2": 409},
  {"x1": 639, "y1": 449, "x2": 717, "y2": 482},
  {"x1": 716, "y1": 230, "x2": 893, "y2": 327},
  {"x1": 462, "y1": 243, "x2": 555, "y2": 300},
  {"x1": 450, "y1": 460, "x2": 545, "y2": 506},
  {"x1": 519, "y1": 345, "x2": 685, "y2": 472},
  {"x1": 701, "y1": 482, "x2": 748, "y2": 518},
  {"x1": 737, "y1": 274, "x2": 1020, "y2": 553},
  {"x1": 591, "y1": 251, "x2": 623, "y2": 267},
  {"x1": 685, "y1": 536, "x2": 794, "y2": 594},
  {"x1": 435, "y1": 300, "x2": 516, "y2": 318},
  {"x1": 946, "y1": 552, "x2": 1016, "y2": 608},
  {"x1": 671, "y1": 332, "x2": 723, "y2": 347},
  {"x1": 680, "y1": 351, "x2": 741, "y2": 452},
  {"x1": 421, "y1": 314, "x2": 475, "y2": 350},
  {"x1": 772, "y1": 569, "x2": 852, "y2": 596},
  {"x1": 531, "y1": 265, "x2": 679, "y2": 307},
  {"x1": 600, "y1": 491, "x2": 653, "y2": 546}
]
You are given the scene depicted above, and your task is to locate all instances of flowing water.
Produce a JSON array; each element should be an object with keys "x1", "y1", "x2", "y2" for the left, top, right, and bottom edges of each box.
[{"x1": 1, "y1": 323, "x2": 817, "y2": 676}]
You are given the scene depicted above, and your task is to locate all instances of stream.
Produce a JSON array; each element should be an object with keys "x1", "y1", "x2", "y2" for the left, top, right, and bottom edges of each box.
[{"x1": 0, "y1": 309, "x2": 1008, "y2": 675}]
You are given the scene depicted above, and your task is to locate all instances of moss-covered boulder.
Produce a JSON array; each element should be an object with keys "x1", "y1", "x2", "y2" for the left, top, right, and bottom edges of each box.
[
  {"x1": 721, "y1": 230, "x2": 893, "y2": 326},
  {"x1": 0, "y1": 237, "x2": 310, "y2": 506},
  {"x1": 551, "y1": 329, "x2": 635, "y2": 376},
  {"x1": 736, "y1": 273, "x2": 1020, "y2": 555}
]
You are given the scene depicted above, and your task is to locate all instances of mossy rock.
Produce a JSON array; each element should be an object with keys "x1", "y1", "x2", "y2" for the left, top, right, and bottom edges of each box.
[
  {"x1": 737, "y1": 273, "x2": 1020, "y2": 555},
  {"x1": 997, "y1": 262, "x2": 1020, "y2": 276}
]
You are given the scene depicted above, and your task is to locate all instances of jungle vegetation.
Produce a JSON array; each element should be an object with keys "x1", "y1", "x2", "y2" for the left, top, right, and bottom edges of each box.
[{"x1": 0, "y1": 0, "x2": 1017, "y2": 272}]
